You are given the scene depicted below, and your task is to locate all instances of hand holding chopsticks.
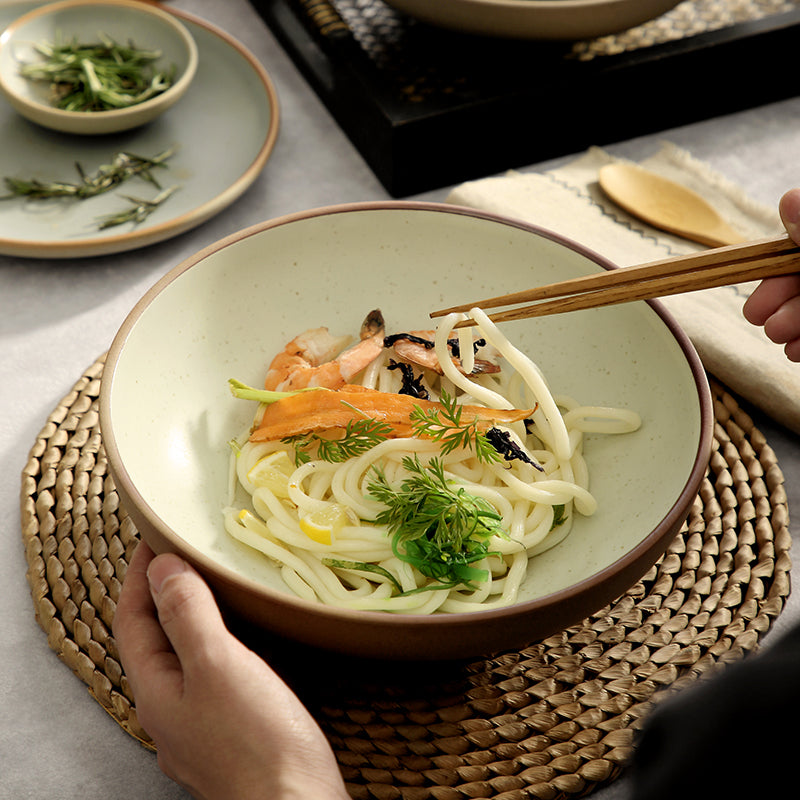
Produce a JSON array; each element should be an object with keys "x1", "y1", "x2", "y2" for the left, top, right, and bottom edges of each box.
[{"x1": 430, "y1": 234, "x2": 800, "y2": 326}]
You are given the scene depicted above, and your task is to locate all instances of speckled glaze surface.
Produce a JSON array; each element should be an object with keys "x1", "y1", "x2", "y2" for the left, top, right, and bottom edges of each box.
[
  {"x1": 99, "y1": 202, "x2": 713, "y2": 660},
  {"x1": 0, "y1": 0, "x2": 198, "y2": 134},
  {"x1": 378, "y1": 0, "x2": 683, "y2": 40}
]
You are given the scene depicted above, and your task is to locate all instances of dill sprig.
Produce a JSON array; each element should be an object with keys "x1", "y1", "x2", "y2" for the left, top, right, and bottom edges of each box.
[
  {"x1": 284, "y1": 418, "x2": 393, "y2": 466},
  {"x1": 367, "y1": 456, "x2": 506, "y2": 587},
  {"x1": 20, "y1": 33, "x2": 174, "y2": 112},
  {"x1": 410, "y1": 388, "x2": 501, "y2": 463},
  {"x1": 2, "y1": 147, "x2": 175, "y2": 201}
]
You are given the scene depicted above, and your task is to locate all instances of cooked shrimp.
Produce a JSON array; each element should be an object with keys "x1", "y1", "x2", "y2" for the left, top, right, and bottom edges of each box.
[
  {"x1": 386, "y1": 331, "x2": 501, "y2": 375},
  {"x1": 264, "y1": 309, "x2": 386, "y2": 391}
]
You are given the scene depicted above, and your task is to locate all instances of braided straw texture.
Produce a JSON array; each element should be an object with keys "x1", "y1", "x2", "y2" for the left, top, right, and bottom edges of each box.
[{"x1": 20, "y1": 355, "x2": 791, "y2": 798}]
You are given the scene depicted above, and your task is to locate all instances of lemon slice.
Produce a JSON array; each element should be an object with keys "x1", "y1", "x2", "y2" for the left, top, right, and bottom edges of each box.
[
  {"x1": 246, "y1": 451, "x2": 294, "y2": 497},
  {"x1": 299, "y1": 504, "x2": 350, "y2": 545}
]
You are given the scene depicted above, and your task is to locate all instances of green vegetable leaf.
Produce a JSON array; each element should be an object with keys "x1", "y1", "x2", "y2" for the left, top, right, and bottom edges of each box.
[
  {"x1": 550, "y1": 504, "x2": 567, "y2": 531},
  {"x1": 20, "y1": 34, "x2": 174, "y2": 112},
  {"x1": 322, "y1": 559, "x2": 470, "y2": 598},
  {"x1": 322, "y1": 559, "x2": 403, "y2": 594},
  {"x1": 228, "y1": 378, "x2": 328, "y2": 404}
]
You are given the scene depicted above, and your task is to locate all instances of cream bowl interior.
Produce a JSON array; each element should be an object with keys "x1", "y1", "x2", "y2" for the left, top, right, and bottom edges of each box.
[
  {"x1": 381, "y1": 0, "x2": 683, "y2": 40},
  {"x1": 0, "y1": 0, "x2": 198, "y2": 134},
  {"x1": 100, "y1": 202, "x2": 712, "y2": 660}
]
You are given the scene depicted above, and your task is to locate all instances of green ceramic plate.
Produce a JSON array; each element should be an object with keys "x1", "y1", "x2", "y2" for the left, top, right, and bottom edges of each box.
[{"x1": 0, "y1": 1, "x2": 279, "y2": 258}]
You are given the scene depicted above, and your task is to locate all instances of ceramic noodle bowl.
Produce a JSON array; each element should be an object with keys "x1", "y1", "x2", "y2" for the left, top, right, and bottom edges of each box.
[{"x1": 100, "y1": 201, "x2": 713, "y2": 661}]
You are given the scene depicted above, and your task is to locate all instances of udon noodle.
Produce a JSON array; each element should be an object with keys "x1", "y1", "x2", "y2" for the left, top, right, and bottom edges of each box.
[{"x1": 224, "y1": 308, "x2": 641, "y2": 614}]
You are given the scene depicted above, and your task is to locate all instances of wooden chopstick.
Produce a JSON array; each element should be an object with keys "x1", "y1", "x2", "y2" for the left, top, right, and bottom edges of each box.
[{"x1": 430, "y1": 234, "x2": 800, "y2": 326}]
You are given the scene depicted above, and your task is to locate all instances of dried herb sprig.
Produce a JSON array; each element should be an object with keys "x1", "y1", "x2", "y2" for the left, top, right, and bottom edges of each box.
[
  {"x1": 20, "y1": 33, "x2": 174, "y2": 112},
  {"x1": 1, "y1": 147, "x2": 175, "y2": 200},
  {"x1": 96, "y1": 184, "x2": 179, "y2": 229},
  {"x1": 1, "y1": 148, "x2": 179, "y2": 229}
]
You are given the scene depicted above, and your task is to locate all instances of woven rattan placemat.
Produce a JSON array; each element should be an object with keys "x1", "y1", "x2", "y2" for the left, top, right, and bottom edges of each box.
[{"x1": 20, "y1": 355, "x2": 792, "y2": 799}]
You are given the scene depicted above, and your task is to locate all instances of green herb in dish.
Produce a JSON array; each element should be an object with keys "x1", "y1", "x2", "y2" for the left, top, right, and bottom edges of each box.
[
  {"x1": 0, "y1": 147, "x2": 179, "y2": 229},
  {"x1": 409, "y1": 387, "x2": 502, "y2": 464},
  {"x1": 321, "y1": 559, "x2": 404, "y2": 594},
  {"x1": 227, "y1": 378, "x2": 327, "y2": 405},
  {"x1": 283, "y1": 416, "x2": 394, "y2": 466},
  {"x1": 367, "y1": 455, "x2": 506, "y2": 588},
  {"x1": 20, "y1": 33, "x2": 175, "y2": 112},
  {"x1": 95, "y1": 184, "x2": 179, "y2": 229},
  {"x1": 1, "y1": 147, "x2": 175, "y2": 200}
]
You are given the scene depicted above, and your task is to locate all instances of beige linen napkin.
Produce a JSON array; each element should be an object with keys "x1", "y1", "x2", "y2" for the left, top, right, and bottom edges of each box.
[{"x1": 445, "y1": 144, "x2": 800, "y2": 432}]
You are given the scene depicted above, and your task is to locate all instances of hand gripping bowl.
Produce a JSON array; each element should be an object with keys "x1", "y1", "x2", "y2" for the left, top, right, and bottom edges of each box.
[
  {"x1": 0, "y1": 0, "x2": 198, "y2": 134},
  {"x1": 99, "y1": 202, "x2": 713, "y2": 661}
]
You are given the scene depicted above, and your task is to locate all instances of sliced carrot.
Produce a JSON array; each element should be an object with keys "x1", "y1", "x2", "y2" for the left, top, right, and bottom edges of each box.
[{"x1": 249, "y1": 385, "x2": 532, "y2": 442}]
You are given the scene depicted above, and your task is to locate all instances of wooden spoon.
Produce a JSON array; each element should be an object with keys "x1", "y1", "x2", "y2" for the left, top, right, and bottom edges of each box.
[{"x1": 598, "y1": 162, "x2": 746, "y2": 247}]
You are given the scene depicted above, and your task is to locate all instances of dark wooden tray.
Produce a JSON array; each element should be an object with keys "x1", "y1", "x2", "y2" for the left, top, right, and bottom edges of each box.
[{"x1": 250, "y1": 0, "x2": 800, "y2": 196}]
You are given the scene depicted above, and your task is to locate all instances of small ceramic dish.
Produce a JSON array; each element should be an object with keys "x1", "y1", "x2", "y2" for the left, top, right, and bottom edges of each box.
[
  {"x1": 0, "y1": 0, "x2": 198, "y2": 134},
  {"x1": 100, "y1": 202, "x2": 713, "y2": 661},
  {"x1": 382, "y1": 0, "x2": 683, "y2": 40}
]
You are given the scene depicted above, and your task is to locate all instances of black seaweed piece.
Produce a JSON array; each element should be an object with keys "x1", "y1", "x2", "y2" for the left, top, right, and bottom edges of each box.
[
  {"x1": 384, "y1": 333, "x2": 435, "y2": 349},
  {"x1": 383, "y1": 333, "x2": 487, "y2": 359},
  {"x1": 485, "y1": 427, "x2": 543, "y2": 472},
  {"x1": 387, "y1": 359, "x2": 429, "y2": 399}
]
